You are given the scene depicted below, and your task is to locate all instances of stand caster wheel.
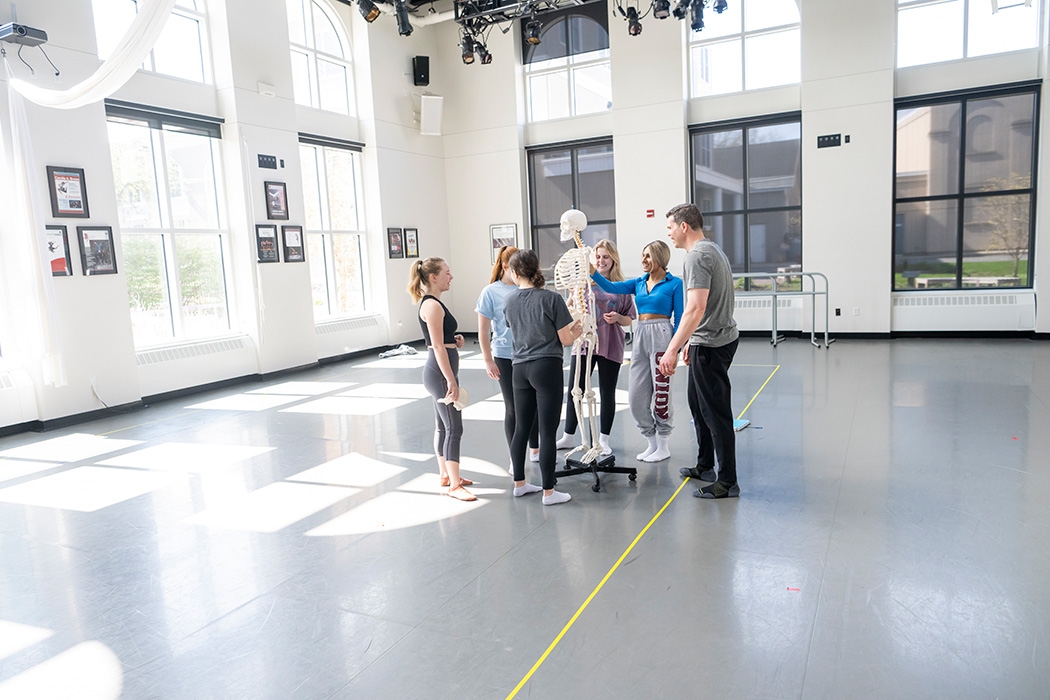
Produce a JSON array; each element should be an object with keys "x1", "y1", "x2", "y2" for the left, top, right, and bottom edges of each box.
[
  {"x1": 591, "y1": 484, "x2": 601, "y2": 492},
  {"x1": 628, "y1": 473, "x2": 637, "y2": 481}
]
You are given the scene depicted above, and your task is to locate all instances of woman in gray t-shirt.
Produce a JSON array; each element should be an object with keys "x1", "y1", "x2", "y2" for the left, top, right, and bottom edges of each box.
[{"x1": 503, "y1": 249, "x2": 581, "y2": 506}]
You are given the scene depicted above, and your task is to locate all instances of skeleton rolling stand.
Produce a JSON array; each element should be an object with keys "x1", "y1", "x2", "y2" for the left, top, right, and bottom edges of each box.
[{"x1": 552, "y1": 209, "x2": 637, "y2": 492}]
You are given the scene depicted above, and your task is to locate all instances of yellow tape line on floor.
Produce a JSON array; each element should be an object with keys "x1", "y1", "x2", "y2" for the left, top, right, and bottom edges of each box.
[
  {"x1": 505, "y1": 476, "x2": 692, "y2": 699},
  {"x1": 506, "y1": 363, "x2": 780, "y2": 699}
]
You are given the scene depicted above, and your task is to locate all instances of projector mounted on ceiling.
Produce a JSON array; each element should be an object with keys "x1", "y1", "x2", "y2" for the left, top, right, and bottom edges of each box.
[{"x1": 0, "y1": 23, "x2": 48, "y2": 47}]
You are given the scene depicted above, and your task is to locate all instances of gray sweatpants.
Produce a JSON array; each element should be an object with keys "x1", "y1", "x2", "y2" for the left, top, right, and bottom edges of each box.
[{"x1": 629, "y1": 319, "x2": 674, "y2": 437}]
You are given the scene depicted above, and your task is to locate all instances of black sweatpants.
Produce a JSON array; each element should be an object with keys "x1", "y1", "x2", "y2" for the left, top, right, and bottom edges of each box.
[
  {"x1": 687, "y1": 339, "x2": 738, "y2": 484},
  {"x1": 494, "y1": 357, "x2": 539, "y2": 456}
]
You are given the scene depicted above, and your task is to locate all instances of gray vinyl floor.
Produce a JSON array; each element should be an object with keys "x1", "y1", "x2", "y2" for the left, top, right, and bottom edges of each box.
[{"x1": 1, "y1": 337, "x2": 1048, "y2": 700}]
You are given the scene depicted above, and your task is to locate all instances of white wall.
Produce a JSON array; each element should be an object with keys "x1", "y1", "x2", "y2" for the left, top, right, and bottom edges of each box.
[{"x1": 1, "y1": 0, "x2": 1047, "y2": 430}]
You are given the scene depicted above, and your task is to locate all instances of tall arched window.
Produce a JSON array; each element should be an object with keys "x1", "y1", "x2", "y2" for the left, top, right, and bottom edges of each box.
[
  {"x1": 523, "y1": 1, "x2": 611, "y2": 121},
  {"x1": 91, "y1": 0, "x2": 211, "y2": 83},
  {"x1": 287, "y1": 0, "x2": 356, "y2": 116}
]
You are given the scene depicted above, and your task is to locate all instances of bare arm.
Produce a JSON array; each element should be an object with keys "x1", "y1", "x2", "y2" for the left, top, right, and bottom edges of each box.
[
  {"x1": 421, "y1": 299, "x2": 459, "y2": 401},
  {"x1": 659, "y1": 287, "x2": 709, "y2": 376},
  {"x1": 477, "y1": 313, "x2": 499, "y2": 380},
  {"x1": 558, "y1": 319, "x2": 583, "y2": 346}
]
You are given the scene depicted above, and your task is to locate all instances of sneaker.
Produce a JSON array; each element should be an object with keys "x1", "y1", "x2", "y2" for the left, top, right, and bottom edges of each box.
[
  {"x1": 679, "y1": 466, "x2": 717, "y2": 481},
  {"x1": 693, "y1": 481, "x2": 740, "y2": 499}
]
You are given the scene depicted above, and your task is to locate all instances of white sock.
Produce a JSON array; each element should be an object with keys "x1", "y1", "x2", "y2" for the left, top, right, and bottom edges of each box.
[
  {"x1": 642, "y1": 434, "x2": 671, "y2": 462},
  {"x1": 542, "y1": 490, "x2": 572, "y2": 505},
  {"x1": 599, "y1": 433, "x2": 612, "y2": 456},
  {"x1": 636, "y1": 435, "x2": 658, "y2": 461},
  {"x1": 529, "y1": 449, "x2": 540, "y2": 463},
  {"x1": 555, "y1": 431, "x2": 577, "y2": 449},
  {"x1": 514, "y1": 483, "x2": 542, "y2": 497}
]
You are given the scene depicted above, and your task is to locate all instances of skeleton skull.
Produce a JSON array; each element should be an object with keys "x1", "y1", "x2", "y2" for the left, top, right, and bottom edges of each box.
[{"x1": 559, "y1": 208, "x2": 588, "y2": 242}]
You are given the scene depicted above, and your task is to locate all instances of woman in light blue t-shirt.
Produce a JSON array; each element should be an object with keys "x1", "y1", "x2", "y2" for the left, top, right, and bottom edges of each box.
[{"x1": 476, "y1": 246, "x2": 538, "y2": 469}]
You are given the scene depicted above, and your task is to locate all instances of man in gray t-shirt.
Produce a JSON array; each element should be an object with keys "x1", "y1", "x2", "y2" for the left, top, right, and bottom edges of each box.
[{"x1": 659, "y1": 203, "x2": 742, "y2": 500}]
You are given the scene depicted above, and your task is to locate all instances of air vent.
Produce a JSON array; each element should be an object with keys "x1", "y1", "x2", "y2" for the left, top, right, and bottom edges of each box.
[
  {"x1": 136, "y1": 337, "x2": 249, "y2": 366},
  {"x1": 735, "y1": 298, "x2": 795, "y2": 310},
  {"x1": 892, "y1": 294, "x2": 1018, "y2": 307},
  {"x1": 316, "y1": 315, "x2": 382, "y2": 336}
]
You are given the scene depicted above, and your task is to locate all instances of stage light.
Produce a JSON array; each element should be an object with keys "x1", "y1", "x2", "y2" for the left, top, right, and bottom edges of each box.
[
  {"x1": 477, "y1": 42, "x2": 492, "y2": 64},
  {"x1": 672, "y1": 0, "x2": 689, "y2": 20},
  {"x1": 357, "y1": 0, "x2": 380, "y2": 23},
  {"x1": 690, "y1": 0, "x2": 704, "y2": 32},
  {"x1": 461, "y1": 32, "x2": 475, "y2": 64},
  {"x1": 525, "y1": 17, "x2": 542, "y2": 45},
  {"x1": 653, "y1": 0, "x2": 671, "y2": 19},
  {"x1": 393, "y1": 0, "x2": 412, "y2": 36},
  {"x1": 626, "y1": 6, "x2": 642, "y2": 35},
  {"x1": 713, "y1": 0, "x2": 728, "y2": 12}
]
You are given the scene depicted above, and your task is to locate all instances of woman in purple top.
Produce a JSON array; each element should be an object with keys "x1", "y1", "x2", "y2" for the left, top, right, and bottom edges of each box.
[{"x1": 555, "y1": 239, "x2": 636, "y2": 457}]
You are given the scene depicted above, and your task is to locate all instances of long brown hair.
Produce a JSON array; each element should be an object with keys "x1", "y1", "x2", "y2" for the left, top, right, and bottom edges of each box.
[
  {"x1": 594, "y1": 239, "x2": 625, "y2": 282},
  {"x1": 490, "y1": 245, "x2": 518, "y2": 284},
  {"x1": 508, "y1": 249, "x2": 545, "y2": 288},
  {"x1": 406, "y1": 257, "x2": 446, "y2": 303}
]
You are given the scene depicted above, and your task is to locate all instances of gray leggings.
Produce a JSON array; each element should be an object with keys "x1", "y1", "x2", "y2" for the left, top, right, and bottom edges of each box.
[{"x1": 423, "y1": 348, "x2": 462, "y2": 462}]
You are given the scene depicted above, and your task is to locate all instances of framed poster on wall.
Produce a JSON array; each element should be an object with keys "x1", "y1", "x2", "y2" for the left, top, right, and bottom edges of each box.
[
  {"x1": 256, "y1": 224, "x2": 280, "y2": 262},
  {"x1": 490, "y1": 223, "x2": 516, "y2": 263},
  {"x1": 403, "y1": 227, "x2": 419, "y2": 258},
  {"x1": 282, "y1": 225, "x2": 304, "y2": 262},
  {"x1": 45, "y1": 225, "x2": 73, "y2": 276},
  {"x1": 47, "y1": 166, "x2": 89, "y2": 218},
  {"x1": 387, "y1": 228, "x2": 404, "y2": 259},
  {"x1": 264, "y1": 181, "x2": 288, "y2": 220},
  {"x1": 76, "y1": 226, "x2": 117, "y2": 275}
]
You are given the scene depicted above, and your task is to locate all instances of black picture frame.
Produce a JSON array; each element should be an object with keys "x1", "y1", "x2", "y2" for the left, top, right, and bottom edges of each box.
[
  {"x1": 403, "y1": 227, "x2": 419, "y2": 258},
  {"x1": 76, "y1": 226, "x2": 117, "y2": 275},
  {"x1": 264, "y1": 181, "x2": 289, "y2": 220},
  {"x1": 282, "y1": 225, "x2": 305, "y2": 262},
  {"x1": 256, "y1": 224, "x2": 280, "y2": 263},
  {"x1": 45, "y1": 225, "x2": 74, "y2": 277},
  {"x1": 47, "y1": 166, "x2": 90, "y2": 218},
  {"x1": 387, "y1": 227, "x2": 404, "y2": 259}
]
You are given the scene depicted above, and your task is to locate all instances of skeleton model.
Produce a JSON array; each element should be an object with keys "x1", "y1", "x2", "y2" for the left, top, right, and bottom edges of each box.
[{"x1": 553, "y1": 209, "x2": 603, "y2": 465}]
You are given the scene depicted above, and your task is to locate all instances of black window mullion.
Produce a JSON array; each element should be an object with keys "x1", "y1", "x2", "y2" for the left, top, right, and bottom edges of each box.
[
  {"x1": 956, "y1": 99, "x2": 968, "y2": 289},
  {"x1": 742, "y1": 125, "x2": 752, "y2": 289}
]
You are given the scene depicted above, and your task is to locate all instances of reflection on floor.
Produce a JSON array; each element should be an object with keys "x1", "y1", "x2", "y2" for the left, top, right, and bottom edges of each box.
[{"x1": 1, "y1": 340, "x2": 1049, "y2": 699}]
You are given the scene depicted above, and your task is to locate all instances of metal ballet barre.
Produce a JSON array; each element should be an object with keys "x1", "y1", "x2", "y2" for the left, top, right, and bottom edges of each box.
[{"x1": 732, "y1": 271, "x2": 834, "y2": 348}]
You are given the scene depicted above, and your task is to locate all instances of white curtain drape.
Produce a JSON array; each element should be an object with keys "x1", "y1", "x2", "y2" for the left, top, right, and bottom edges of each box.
[
  {"x1": 9, "y1": 0, "x2": 177, "y2": 109},
  {"x1": 0, "y1": 0, "x2": 175, "y2": 387}
]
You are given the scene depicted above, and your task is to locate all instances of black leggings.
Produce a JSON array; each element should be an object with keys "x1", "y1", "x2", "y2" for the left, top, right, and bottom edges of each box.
[
  {"x1": 510, "y1": 357, "x2": 563, "y2": 490},
  {"x1": 563, "y1": 354, "x2": 621, "y2": 436},
  {"x1": 422, "y1": 348, "x2": 462, "y2": 462},
  {"x1": 494, "y1": 357, "x2": 538, "y2": 453}
]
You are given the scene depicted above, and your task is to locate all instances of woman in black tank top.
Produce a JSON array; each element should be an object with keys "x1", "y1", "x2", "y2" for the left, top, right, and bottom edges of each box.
[{"x1": 407, "y1": 258, "x2": 475, "y2": 501}]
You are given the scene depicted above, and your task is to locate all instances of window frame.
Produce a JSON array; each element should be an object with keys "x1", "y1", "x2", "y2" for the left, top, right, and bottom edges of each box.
[
  {"x1": 688, "y1": 0, "x2": 801, "y2": 98},
  {"x1": 92, "y1": 0, "x2": 212, "y2": 84},
  {"x1": 688, "y1": 111, "x2": 803, "y2": 289},
  {"x1": 298, "y1": 133, "x2": 370, "y2": 319},
  {"x1": 526, "y1": 137, "x2": 616, "y2": 270},
  {"x1": 105, "y1": 100, "x2": 233, "y2": 347},
  {"x1": 892, "y1": 81, "x2": 1040, "y2": 291},
  {"x1": 896, "y1": 0, "x2": 1043, "y2": 68},
  {"x1": 523, "y1": 1, "x2": 612, "y2": 122},
  {"x1": 287, "y1": 0, "x2": 357, "y2": 116}
]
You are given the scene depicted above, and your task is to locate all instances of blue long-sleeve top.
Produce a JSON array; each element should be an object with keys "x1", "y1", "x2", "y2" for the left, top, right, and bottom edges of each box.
[{"x1": 591, "y1": 270, "x2": 684, "y2": 334}]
